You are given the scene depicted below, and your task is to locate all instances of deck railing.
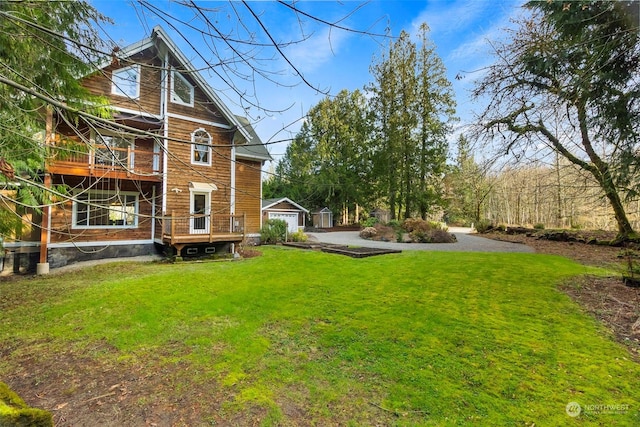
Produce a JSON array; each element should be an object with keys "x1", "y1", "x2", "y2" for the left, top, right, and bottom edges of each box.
[
  {"x1": 162, "y1": 212, "x2": 245, "y2": 243},
  {"x1": 48, "y1": 144, "x2": 161, "y2": 175}
]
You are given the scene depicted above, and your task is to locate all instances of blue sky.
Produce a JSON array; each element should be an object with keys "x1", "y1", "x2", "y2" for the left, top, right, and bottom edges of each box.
[{"x1": 91, "y1": 0, "x2": 525, "y2": 165}]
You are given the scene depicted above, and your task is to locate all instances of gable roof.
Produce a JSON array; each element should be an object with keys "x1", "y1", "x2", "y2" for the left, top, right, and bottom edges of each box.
[
  {"x1": 109, "y1": 25, "x2": 253, "y2": 142},
  {"x1": 262, "y1": 197, "x2": 309, "y2": 213},
  {"x1": 234, "y1": 116, "x2": 271, "y2": 162}
]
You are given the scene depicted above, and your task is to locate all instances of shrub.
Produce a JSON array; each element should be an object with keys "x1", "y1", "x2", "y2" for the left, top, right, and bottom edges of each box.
[
  {"x1": 431, "y1": 229, "x2": 457, "y2": 243},
  {"x1": 428, "y1": 221, "x2": 448, "y2": 231},
  {"x1": 401, "y1": 218, "x2": 447, "y2": 233},
  {"x1": 260, "y1": 219, "x2": 287, "y2": 244},
  {"x1": 362, "y1": 217, "x2": 379, "y2": 228},
  {"x1": 288, "y1": 230, "x2": 308, "y2": 242},
  {"x1": 386, "y1": 219, "x2": 402, "y2": 228},
  {"x1": 401, "y1": 218, "x2": 427, "y2": 233},
  {"x1": 408, "y1": 228, "x2": 457, "y2": 243},
  {"x1": 534, "y1": 223, "x2": 545, "y2": 230},
  {"x1": 475, "y1": 219, "x2": 493, "y2": 233},
  {"x1": 400, "y1": 218, "x2": 455, "y2": 243}
]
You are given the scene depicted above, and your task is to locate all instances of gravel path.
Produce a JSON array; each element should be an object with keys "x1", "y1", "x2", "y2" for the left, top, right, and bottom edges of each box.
[{"x1": 306, "y1": 227, "x2": 535, "y2": 253}]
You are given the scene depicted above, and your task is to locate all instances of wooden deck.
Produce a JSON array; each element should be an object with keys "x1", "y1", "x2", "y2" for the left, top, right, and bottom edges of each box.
[
  {"x1": 161, "y1": 212, "x2": 245, "y2": 256},
  {"x1": 47, "y1": 144, "x2": 162, "y2": 181}
]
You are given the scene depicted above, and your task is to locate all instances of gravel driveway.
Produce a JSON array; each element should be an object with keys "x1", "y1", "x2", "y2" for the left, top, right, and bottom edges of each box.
[{"x1": 306, "y1": 227, "x2": 535, "y2": 253}]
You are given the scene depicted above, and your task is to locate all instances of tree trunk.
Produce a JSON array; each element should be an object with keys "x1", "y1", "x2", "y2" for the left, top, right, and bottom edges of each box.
[
  {"x1": 576, "y1": 102, "x2": 635, "y2": 239},
  {"x1": 600, "y1": 172, "x2": 634, "y2": 239}
]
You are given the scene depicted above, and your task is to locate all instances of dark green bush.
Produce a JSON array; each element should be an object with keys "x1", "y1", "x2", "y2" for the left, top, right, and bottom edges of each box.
[
  {"x1": 534, "y1": 223, "x2": 545, "y2": 230},
  {"x1": 362, "y1": 217, "x2": 379, "y2": 228},
  {"x1": 260, "y1": 219, "x2": 287, "y2": 244},
  {"x1": 386, "y1": 219, "x2": 402, "y2": 228}
]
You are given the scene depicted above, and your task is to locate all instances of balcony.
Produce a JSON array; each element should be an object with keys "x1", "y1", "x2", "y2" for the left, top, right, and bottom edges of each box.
[
  {"x1": 46, "y1": 142, "x2": 161, "y2": 181},
  {"x1": 162, "y1": 212, "x2": 245, "y2": 256}
]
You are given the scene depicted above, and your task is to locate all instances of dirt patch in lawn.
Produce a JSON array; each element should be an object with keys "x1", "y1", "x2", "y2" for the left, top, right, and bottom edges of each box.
[{"x1": 1, "y1": 341, "x2": 260, "y2": 427}]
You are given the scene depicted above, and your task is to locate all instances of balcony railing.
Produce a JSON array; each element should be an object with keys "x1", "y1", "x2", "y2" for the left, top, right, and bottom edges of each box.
[
  {"x1": 162, "y1": 212, "x2": 245, "y2": 245},
  {"x1": 47, "y1": 144, "x2": 161, "y2": 176}
]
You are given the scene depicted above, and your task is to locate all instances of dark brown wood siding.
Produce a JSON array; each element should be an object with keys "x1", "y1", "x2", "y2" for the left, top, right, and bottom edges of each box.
[
  {"x1": 164, "y1": 116, "x2": 233, "y2": 216},
  {"x1": 235, "y1": 159, "x2": 262, "y2": 233},
  {"x1": 166, "y1": 59, "x2": 230, "y2": 128},
  {"x1": 82, "y1": 53, "x2": 163, "y2": 115},
  {"x1": 48, "y1": 177, "x2": 158, "y2": 244}
]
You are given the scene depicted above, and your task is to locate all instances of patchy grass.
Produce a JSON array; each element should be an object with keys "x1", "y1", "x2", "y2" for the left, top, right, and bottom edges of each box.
[{"x1": 1, "y1": 247, "x2": 639, "y2": 425}]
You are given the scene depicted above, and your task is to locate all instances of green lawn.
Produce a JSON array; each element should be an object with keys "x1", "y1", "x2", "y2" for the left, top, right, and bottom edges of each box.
[{"x1": 1, "y1": 247, "x2": 638, "y2": 425}]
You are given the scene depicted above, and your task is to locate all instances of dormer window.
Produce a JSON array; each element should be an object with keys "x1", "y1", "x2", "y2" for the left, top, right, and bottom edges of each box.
[
  {"x1": 171, "y1": 70, "x2": 194, "y2": 106},
  {"x1": 191, "y1": 129, "x2": 211, "y2": 165},
  {"x1": 111, "y1": 65, "x2": 140, "y2": 98}
]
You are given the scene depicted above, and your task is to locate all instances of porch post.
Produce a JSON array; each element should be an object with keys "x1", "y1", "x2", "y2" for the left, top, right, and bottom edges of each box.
[
  {"x1": 37, "y1": 108, "x2": 53, "y2": 275},
  {"x1": 37, "y1": 175, "x2": 51, "y2": 275},
  {"x1": 209, "y1": 213, "x2": 214, "y2": 243},
  {"x1": 170, "y1": 210, "x2": 176, "y2": 244}
]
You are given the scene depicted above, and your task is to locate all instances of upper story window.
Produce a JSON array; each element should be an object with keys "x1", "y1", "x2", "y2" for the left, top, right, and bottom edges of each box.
[
  {"x1": 191, "y1": 129, "x2": 211, "y2": 166},
  {"x1": 171, "y1": 71, "x2": 194, "y2": 107},
  {"x1": 93, "y1": 132, "x2": 134, "y2": 168},
  {"x1": 111, "y1": 65, "x2": 140, "y2": 99}
]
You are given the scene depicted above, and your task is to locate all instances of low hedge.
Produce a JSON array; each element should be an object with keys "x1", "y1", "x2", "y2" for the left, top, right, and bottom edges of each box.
[{"x1": 0, "y1": 382, "x2": 52, "y2": 427}]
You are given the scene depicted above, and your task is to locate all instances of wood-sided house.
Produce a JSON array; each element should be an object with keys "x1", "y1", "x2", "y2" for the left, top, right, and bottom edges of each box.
[{"x1": 3, "y1": 26, "x2": 271, "y2": 273}]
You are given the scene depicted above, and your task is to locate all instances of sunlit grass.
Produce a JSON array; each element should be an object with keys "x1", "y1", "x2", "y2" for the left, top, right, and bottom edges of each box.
[{"x1": 1, "y1": 247, "x2": 638, "y2": 425}]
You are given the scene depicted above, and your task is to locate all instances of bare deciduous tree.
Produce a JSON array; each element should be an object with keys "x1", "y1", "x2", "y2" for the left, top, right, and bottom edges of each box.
[{"x1": 474, "y1": 1, "x2": 640, "y2": 240}]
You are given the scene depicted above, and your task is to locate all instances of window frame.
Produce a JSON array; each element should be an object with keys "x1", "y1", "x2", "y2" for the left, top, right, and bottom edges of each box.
[
  {"x1": 72, "y1": 190, "x2": 139, "y2": 229},
  {"x1": 191, "y1": 128, "x2": 212, "y2": 166},
  {"x1": 91, "y1": 130, "x2": 135, "y2": 169},
  {"x1": 171, "y1": 70, "x2": 195, "y2": 107},
  {"x1": 111, "y1": 65, "x2": 140, "y2": 99}
]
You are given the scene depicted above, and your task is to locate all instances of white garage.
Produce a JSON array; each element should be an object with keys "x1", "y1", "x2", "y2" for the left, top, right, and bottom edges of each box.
[
  {"x1": 268, "y1": 212, "x2": 299, "y2": 233},
  {"x1": 262, "y1": 198, "x2": 309, "y2": 233}
]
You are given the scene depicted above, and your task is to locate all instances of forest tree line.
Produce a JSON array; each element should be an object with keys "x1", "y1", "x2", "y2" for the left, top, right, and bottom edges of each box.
[{"x1": 265, "y1": 1, "x2": 640, "y2": 238}]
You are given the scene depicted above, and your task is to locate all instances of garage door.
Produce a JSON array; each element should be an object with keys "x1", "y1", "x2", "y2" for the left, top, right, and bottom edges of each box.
[{"x1": 268, "y1": 212, "x2": 299, "y2": 233}]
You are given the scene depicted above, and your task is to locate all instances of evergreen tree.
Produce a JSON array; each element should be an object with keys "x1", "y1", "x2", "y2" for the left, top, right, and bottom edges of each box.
[{"x1": 0, "y1": 1, "x2": 111, "y2": 245}]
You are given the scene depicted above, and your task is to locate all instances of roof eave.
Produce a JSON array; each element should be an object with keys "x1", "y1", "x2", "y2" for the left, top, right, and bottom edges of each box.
[{"x1": 152, "y1": 26, "x2": 253, "y2": 142}]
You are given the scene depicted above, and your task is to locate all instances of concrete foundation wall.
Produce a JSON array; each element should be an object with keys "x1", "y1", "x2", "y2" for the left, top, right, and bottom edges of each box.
[{"x1": 48, "y1": 243, "x2": 160, "y2": 269}]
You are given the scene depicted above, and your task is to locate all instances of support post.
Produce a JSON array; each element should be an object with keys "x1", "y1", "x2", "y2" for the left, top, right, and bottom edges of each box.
[
  {"x1": 209, "y1": 214, "x2": 214, "y2": 243},
  {"x1": 38, "y1": 112, "x2": 53, "y2": 275},
  {"x1": 170, "y1": 210, "x2": 176, "y2": 245}
]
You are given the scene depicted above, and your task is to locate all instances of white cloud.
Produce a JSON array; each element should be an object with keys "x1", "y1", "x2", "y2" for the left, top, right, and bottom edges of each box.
[
  {"x1": 282, "y1": 25, "x2": 351, "y2": 75},
  {"x1": 410, "y1": 0, "x2": 491, "y2": 37}
]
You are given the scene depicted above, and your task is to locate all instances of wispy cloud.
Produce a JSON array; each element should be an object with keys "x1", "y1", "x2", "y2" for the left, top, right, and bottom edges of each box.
[
  {"x1": 410, "y1": 0, "x2": 492, "y2": 37},
  {"x1": 283, "y1": 25, "x2": 351, "y2": 74}
]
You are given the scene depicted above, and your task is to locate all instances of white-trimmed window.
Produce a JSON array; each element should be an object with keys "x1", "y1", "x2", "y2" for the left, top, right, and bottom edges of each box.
[
  {"x1": 191, "y1": 129, "x2": 211, "y2": 165},
  {"x1": 171, "y1": 70, "x2": 194, "y2": 106},
  {"x1": 111, "y1": 65, "x2": 140, "y2": 98},
  {"x1": 73, "y1": 191, "x2": 139, "y2": 228},
  {"x1": 92, "y1": 132, "x2": 134, "y2": 168}
]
